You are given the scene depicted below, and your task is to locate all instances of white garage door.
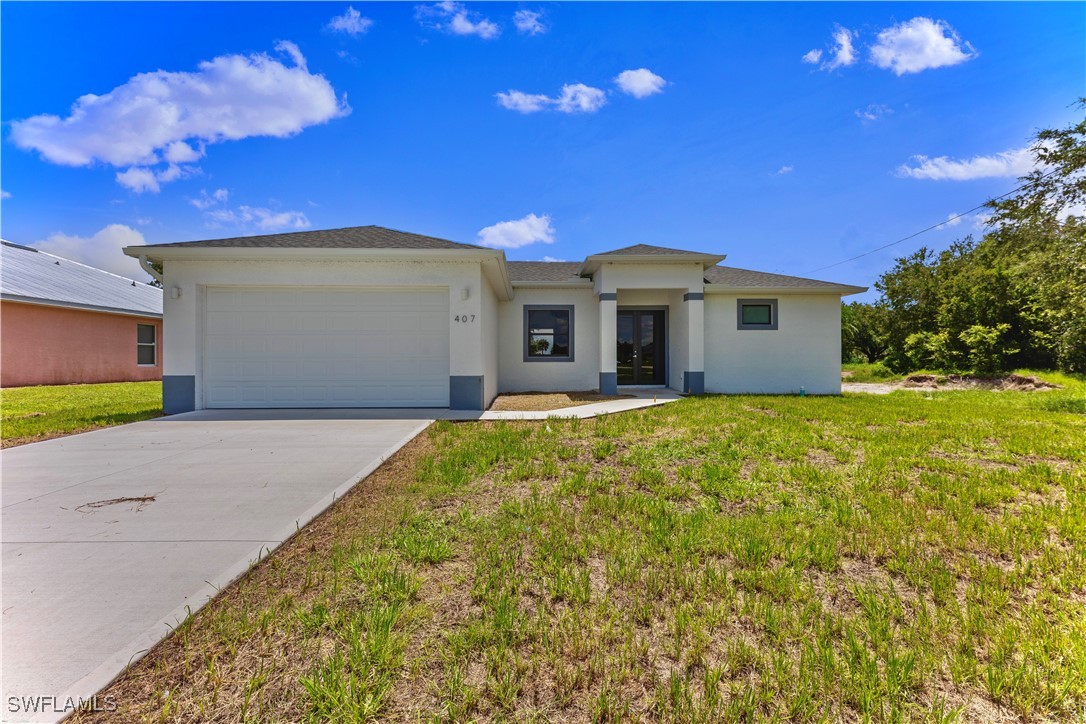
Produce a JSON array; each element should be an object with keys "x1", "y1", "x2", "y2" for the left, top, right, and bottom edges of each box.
[{"x1": 203, "y1": 287, "x2": 450, "y2": 408}]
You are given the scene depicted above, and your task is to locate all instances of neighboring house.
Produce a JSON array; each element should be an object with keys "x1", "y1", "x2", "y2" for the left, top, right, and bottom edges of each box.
[
  {"x1": 1, "y1": 240, "x2": 163, "y2": 387},
  {"x1": 124, "y1": 225, "x2": 865, "y2": 413}
]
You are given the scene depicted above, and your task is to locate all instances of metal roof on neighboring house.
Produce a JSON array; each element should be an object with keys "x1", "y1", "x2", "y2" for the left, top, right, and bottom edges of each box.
[
  {"x1": 506, "y1": 261, "x2": 585, "y2": 282},
  {"x1": 703, "y1": 265, "x2": 855, "y2": 289},
  {"x1": 1, "y1": 241, "x2": 162, "y2": 317},
  {"x1": 139, "y1": 225, "x2": 486, "y2": 251}
]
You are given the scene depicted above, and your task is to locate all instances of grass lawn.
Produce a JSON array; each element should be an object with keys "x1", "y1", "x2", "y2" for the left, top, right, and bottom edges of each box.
[
  {"x1": 76, "y1": 376, "x2": 1085, "y2": 722},
  {"x1": 0, "y1": 381, "x2": 162, "y2": 447}
]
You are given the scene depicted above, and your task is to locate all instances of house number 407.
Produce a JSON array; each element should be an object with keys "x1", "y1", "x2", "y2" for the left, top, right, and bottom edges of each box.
[{"x1": 454, "y1": 314, "x2": 476, "y2": 323}]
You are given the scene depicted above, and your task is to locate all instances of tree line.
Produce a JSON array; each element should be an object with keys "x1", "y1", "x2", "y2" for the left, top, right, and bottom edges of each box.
[{"x1": 842, "y1": 102, "x2": 1086, "y2": 375}]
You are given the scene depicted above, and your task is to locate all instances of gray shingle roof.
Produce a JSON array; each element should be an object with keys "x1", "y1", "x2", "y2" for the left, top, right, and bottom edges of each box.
[
  {"x1": 703, "y1": 265, "x2": 851, "y2": 289},
  {"x1": 1, "y1": 241, "x2": 162, "y2": 316},
  {"x1": 141, "y1": 225, "x2": 484, "y2": 251},
  {"x1": 507, "y1": 261, "x2": 585, "y2": 282},
  {"x1": 594, "y1": 243, "x2": 708, "y2": 256}
]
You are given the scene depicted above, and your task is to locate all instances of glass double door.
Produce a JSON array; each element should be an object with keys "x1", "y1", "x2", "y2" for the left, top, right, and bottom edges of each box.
[{"x1": 616, "y1": 310, "x2": 665, "y2": 385}]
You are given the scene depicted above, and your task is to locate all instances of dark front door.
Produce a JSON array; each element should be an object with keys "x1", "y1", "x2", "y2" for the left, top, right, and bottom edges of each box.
[{"x1": 616, "y1": 310, "x2": 665, "y2": 385}]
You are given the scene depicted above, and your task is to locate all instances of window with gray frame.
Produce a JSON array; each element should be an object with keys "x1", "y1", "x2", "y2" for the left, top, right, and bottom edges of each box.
[
  {"x1": 736, "y1": 299, "x2": 778, "y2": 330},
  {"x1": 524, "y1": 305, "x2": 574, "y2": 361},
  {"x1": 137, "y1": 324, "x2": 157, "y2": 365}
]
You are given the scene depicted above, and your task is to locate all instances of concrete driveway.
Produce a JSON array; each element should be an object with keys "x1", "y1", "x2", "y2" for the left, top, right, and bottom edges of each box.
[{"x1": 1, "y1": 413, "x2": 431, "y2": 723}]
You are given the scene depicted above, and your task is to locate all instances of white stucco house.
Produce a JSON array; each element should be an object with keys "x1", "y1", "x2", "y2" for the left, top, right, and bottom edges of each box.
[{"x1": 125, "y1": 226, "x2": 866, "y2": 413}]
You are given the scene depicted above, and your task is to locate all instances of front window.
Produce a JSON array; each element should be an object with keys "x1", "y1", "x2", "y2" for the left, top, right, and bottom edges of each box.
[
  {"x1": 137, "y1": 323, "x2": 157, "y2": 365},
  {"x1": 524, "y1": 306, "x2": 574, "y2": 361},
  {"x1": 737, "y1": 299, "x2": 778, "y2": 330}
]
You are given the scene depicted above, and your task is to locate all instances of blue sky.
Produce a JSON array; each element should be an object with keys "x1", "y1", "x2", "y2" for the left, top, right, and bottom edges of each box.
[{"x1": 2, "y1": 2, "x2": 1082, "y2": 297}]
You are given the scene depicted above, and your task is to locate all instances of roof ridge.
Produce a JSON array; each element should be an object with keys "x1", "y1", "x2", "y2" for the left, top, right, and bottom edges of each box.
[{"x1": 30, "y1": 246, "x2": 154, "y2": 285}]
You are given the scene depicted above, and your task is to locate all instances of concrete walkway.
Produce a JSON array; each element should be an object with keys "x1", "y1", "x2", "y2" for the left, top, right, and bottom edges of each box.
[{"x1": 1, "y1": 416, "x2": 429, "y2": 723}]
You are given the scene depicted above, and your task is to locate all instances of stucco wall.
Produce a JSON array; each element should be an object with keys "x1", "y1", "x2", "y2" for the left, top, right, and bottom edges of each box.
[
  {"x1": 498, "y1": 287, "x2": 600, "y2": 392},
  {"x1": 481, "y1": 275, "x2": 499, "y2": 406},
  {"x1": 1, "y1": 301, "x2": 162, "y2": 387},
  {"x1": 162, "y1": 259, "x2": 489, "y2": 409},
  {"x1": 704, "y1": 294, "x2": 842, "y2": 394}
]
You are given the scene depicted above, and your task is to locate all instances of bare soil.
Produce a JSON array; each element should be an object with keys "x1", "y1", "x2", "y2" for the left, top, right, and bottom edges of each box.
[
  {"x1": 845, "y1": 374, "x2": 1059, "y2": 395},
  {"x1": 488, "y1": 391, "x2": 633, "y2": 412}
]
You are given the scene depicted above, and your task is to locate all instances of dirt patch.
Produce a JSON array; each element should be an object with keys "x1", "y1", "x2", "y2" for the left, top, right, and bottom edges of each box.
[
  {"x1": 75, "y1": 496, "x2": 156, "y2": 513},
  {"x1": 488, "y1": 391, "x2": 633, "y2": 412},
  {"x1": 902, "y1": 374, "x2": 1058, "y2": 391},
  {"x1": 846, "y1": 374, "x2": 1059, "y2": 395}
]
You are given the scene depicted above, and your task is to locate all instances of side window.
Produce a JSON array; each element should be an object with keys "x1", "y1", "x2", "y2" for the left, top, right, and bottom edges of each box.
[
  {"x1": 524, "y1": 306, "x2": 574, "y2": 361},
  {"x1": 737, "y1": 299, "x2": 778, "y2": 330},
  {"x1": 137, "y1": 324, "x2": 157, "y2": 365}
]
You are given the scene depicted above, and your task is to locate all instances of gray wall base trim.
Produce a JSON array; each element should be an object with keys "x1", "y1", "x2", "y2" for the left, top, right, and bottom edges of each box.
[
  {"x1": 599, "y1": 372, "x2": 618, "y2": 395},
  {"x1": 683, "y1": 371, "x2": 705, "y2": 395},
  {"x1": 598, "y1": 292, "x2": 618, "y2": 301},
  {"x1": 163, "y1": 375, "x2": 196, "y2": 415},
  {"x1": 682, "y1": 292, "x2": 704, "y2": 302},
  {"x1": 449, "y1": 375, "x2": 484, "y2": 410}
]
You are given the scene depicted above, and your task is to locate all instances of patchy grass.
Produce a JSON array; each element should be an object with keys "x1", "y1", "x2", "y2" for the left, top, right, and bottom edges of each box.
[
  {"x1": 74, "y1": 379, "x2": 1086, "y2": 722},
  {"x1": 489, "y1": 391, "x2": 633, "y2": 412},
  {"x1": 0, "y1": 381, "x2": 162, "y2": 447}
]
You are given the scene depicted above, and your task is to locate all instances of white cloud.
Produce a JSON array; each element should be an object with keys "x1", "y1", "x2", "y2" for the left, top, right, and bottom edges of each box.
[
  {"x1": 328, "y1": 6, "x2": 373, "y2": 36},
  {"x1": 777, "y1": 165, "x2": 794, "y2": 175},
  {"x1": 496, "y1": 90, "x2": 552, "y2": 114},
  {"x1": 496, "y1": 83, "x2": 606, "y2": 114},
  {"x1": 477, "y1": 213, "x2": 555, "y2": 249},
  {"x1": 804, "y1": 26, "x2": 856, "y2": 71},
  {"x1": 416, "y1": 2, "x2": 500, "y2": 39},
  {"x1": 35, "y1": 224, "x2": 148, "y2": 279},
  {"x1": 898, "y1": 146, "x2": 1035, "y2": 181},
  {"x1": 115, "y1": 163, "x2": 197, "y2": 194},
  {"x1": 514, "y1": 9, "x2": 546, "y2": 35},
  {"x1": 541, "y1": 255, "x2": 565, "y2": 262},
  {"x1": 935, "y1": 212, "x2": 964, "y2": 230},
  {"x1": 614, "y1": 68, "x2": 667, "y2": 99},
  {"x1": 205, "y1": 205, "x2": 310, "y2": 232},
  {"x1": 554, "y1": 84, "x2": 607, "y2": 113},
  {"x1": 856, "y1": 104, "x2": 893, "y2": 122},
  {"x1": 870, "y1": 17, "x2": 976, "y2": 75},
  {"x1": 190, "y1": 188, "x2": 230, "y2": 210},
  {"x1": 10, "y1": 43, "x2": 349, "y2": 191},
  {"x1": 1, "y1": 189, "x2": 10, "y2": 200},
  {"x1": 115, "y1": 167, "x2": 159, "y2": 193}
]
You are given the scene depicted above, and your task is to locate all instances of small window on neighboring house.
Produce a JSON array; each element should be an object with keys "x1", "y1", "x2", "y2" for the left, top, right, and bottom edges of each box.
[
  {"x1": 524, "y1": 306, "x2": 574, "y2": 361},
  {"x1": 137, "y1": 324, "x2": 157, "y2": 365},
  {"x1": 737, "y1": 299, "x2": 778, "y2": 330}
]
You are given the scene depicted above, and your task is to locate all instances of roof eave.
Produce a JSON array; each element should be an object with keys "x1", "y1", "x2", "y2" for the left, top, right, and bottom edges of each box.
[
  {"x1": 579, "y1": 253, "x2": 726, "y2": 276},
  {"x1": 125, "y1": 246, "x2": 505, "y2": 263},
  {"x1": 704, "y1": 283, "x2": 868, "y2": 296},
  {"x1": 511, "y1": 281, "x2": 594, "y2": 289},
  {"x1": 1, "y1": 294, "x2": 163, "y2": 318}
]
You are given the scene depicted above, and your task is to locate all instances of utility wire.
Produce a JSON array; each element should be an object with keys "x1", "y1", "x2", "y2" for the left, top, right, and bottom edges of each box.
[{"x1": 801, "y1": 168, "x2": 1059, "y2": 276}]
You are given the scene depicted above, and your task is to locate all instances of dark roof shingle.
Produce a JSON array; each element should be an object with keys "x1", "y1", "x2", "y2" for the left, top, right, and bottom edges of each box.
[
  {"x1": 703, "y1": 266, "x2": 851, "y2": 289},
  {"x1": 507, "y1": 261, "x2": 585, "y2": 282},
  {"x1": 142, "y1": 225, "x2": 484, "y2": 251},
  {"x1": 594, "y1": 243, "x2": 708, "y2": 256}
]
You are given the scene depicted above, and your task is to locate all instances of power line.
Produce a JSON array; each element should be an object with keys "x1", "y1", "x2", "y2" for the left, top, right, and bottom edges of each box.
[{"x1": 801, "y1": 169, "x2": 1059, "y2": 276}]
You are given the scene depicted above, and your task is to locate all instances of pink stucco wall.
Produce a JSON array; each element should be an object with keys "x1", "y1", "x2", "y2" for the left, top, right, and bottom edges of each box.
[{"x1": 1, "y1": 301, "x2": 162, "y2": 387}]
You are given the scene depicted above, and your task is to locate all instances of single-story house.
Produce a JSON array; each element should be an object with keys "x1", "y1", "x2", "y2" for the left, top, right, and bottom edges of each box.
[
  {"x1": 124, "y1": 225, "x2": 865, "y2": 413},
  {"x1": 1, "y1": 240, "x2": 163, "y2": 387}
]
